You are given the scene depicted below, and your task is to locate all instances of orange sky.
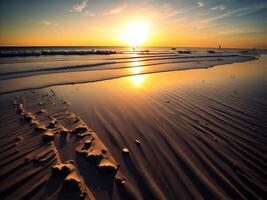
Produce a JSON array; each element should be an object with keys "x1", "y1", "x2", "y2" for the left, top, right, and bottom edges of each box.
[{"x1": 0, "y1": 0, "x2": 267, "y2": 48}]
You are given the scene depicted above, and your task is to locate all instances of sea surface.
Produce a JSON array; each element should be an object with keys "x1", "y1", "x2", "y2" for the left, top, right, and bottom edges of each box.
[
  {"x1": 0, "y1": 46, "x2": 264, "y2": 94},
  {"x1": 0, "y1": 46, "x2": 259, "y2": 73}
]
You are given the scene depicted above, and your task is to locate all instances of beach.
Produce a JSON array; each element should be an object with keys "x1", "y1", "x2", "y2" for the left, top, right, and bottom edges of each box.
[{"x1": 0, "y1": 48, "x2": 266, "y2": 200}]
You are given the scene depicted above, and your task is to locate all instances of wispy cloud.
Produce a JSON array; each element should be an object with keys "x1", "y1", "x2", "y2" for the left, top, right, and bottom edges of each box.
[
  {"x1": 151, "y1": 3, "x2": 197, "y2": 24},
  {"x1": 198, "y1": 7, "x2": 249, "y2": 24},
  {"x1": 83, "y1": 11, "x2": 95, "y2": 17},
  {"x1": 161, "y1": 3, "x2": 180, "y2": 18},
  {"x1": 237, "y1": 4, "x2": 267, "y2": 16},
  {"x1": 197, "y1": 1, "x2": 204, "y2": 8},
  {"x1": 69, "y1": 0, "x2": 88, "y2": 12},
  {"x1": 211, "y1": 5, "x2": 225, "y2": 11},
  {"x1": 177, "y1": 4, "x2": 267, "y2": 32},
  {"x1": 104, "y1": 5, "x2": 126, "y2": 15},
  {"x1": 172, "y1": 7, "x2": 247, "y2": 32},
  {"x1": 42, "y1": 20, "x2": 58, "y2": 26}
]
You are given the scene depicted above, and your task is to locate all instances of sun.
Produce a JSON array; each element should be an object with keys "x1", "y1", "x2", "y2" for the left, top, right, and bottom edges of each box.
[{"x1": 122, "y1": 20, "x2": 151, "y2": 47}]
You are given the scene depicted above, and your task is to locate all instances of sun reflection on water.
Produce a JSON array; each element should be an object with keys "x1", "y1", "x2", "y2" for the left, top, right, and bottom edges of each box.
[
  {"x1": 131, "y1": 75, "x2": 145, "y2": 87},
  {"x1": 129, "y1": 56, "x2": 145, "y2": 87}
]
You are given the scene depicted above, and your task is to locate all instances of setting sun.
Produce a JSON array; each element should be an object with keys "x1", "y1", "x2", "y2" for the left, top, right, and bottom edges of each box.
[{"x1": 122, "y1": 21, "x2": 151, "y2": 47}]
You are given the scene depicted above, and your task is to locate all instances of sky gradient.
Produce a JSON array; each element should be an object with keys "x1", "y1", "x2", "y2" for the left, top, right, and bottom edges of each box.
[{"x1": 0, "y1": 0, "x2": 267, "y2": 48}]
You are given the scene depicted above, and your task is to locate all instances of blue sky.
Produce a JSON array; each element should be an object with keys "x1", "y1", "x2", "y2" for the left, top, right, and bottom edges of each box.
[{"x1": 0, "y1": 0, "x2": 266, "y2": 47}]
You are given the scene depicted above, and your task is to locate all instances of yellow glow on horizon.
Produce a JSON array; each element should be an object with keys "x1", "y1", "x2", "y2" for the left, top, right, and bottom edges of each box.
[
  {"x1": 121, "y1": 20, "x2": 151, "y2": 47},
  {"x1": 0, "y1": 11, "x2": 265, "y2": 49}
]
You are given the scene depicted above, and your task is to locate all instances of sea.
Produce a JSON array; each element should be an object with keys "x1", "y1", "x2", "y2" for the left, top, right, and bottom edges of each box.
[{"x1": 0, "y1": 46, "x2": 260, "y2": 76}]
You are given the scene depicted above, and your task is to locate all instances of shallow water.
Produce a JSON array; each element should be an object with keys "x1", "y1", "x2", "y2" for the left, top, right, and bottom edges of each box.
[
  {"x1": 0, "y1": 46, "x2": 256, "y2": 76},
  {"x1": 0, "y1": 47, "x2": 258, "y2": 94}
]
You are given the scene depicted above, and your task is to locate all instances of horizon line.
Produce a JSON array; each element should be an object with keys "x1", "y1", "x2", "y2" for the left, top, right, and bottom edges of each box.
[{"x1": 0, "y1": 45, "x2": 264, "y2": 50}]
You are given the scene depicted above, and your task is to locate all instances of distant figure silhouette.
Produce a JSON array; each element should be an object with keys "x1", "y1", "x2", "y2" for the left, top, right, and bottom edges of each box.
[{"x1": 219, "y1": 45, "x2": 221, "y2": 49}]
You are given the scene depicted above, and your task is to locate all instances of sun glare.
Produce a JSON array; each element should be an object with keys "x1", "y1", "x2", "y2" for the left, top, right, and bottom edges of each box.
[
  {"x1": 122, "y1": 21, "x2": 151, "y2": 47},
  {"x1": 131, "y1": 75, "x2": 145, "y2": 87},
  {"x1": 129, "y1": 57, "x2": 145, "y2": 87}
]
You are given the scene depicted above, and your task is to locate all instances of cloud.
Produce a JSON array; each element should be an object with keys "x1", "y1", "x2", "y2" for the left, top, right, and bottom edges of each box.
[
  {"x1": 161, "y1": 3, "x2": 180, "y2": 18},
  {"x1": 173, "y1": 8, "x2": 245, "y2": 32},
  {"x1": 104, "y1": 5, "x2": 126, "y2": 15},
  {"x1": 69, "y1": 0, "x2": 88, "y2": 12},
  {"x1": 199, "y1": 7, "x2": 249, "y2": 24},
  {"x1": 83, "y1": 11, "x2": 95, "y2": 17},
  {"x1": 211, "y1": 5, "x2": 225, "y2": 11},
  {"x1": 197, "y1": 1, "x2": 204, "y2": 8},
  {"x1": 180, "y1": 5, "x2": 263, "y2": 31},
  {"x1": 236, "y1": 4, "x2": 267, "y2": 17},
  {"x1": 42, "y1": 20, "x2": 58, "y2": 26}
]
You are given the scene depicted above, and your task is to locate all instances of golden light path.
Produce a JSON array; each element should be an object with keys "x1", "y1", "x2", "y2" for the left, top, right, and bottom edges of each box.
[
  {"x1": 129, "y1": 57, "x2": 145, "y2": 87},
  {"x1": 131, "y1": 74, "x2": 145, "y2": 87}
]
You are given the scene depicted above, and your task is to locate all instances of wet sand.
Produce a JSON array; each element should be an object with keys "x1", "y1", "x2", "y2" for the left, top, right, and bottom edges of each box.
[{"x1": 0, "y1": 55, "x2": 266, "y2": 199}]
